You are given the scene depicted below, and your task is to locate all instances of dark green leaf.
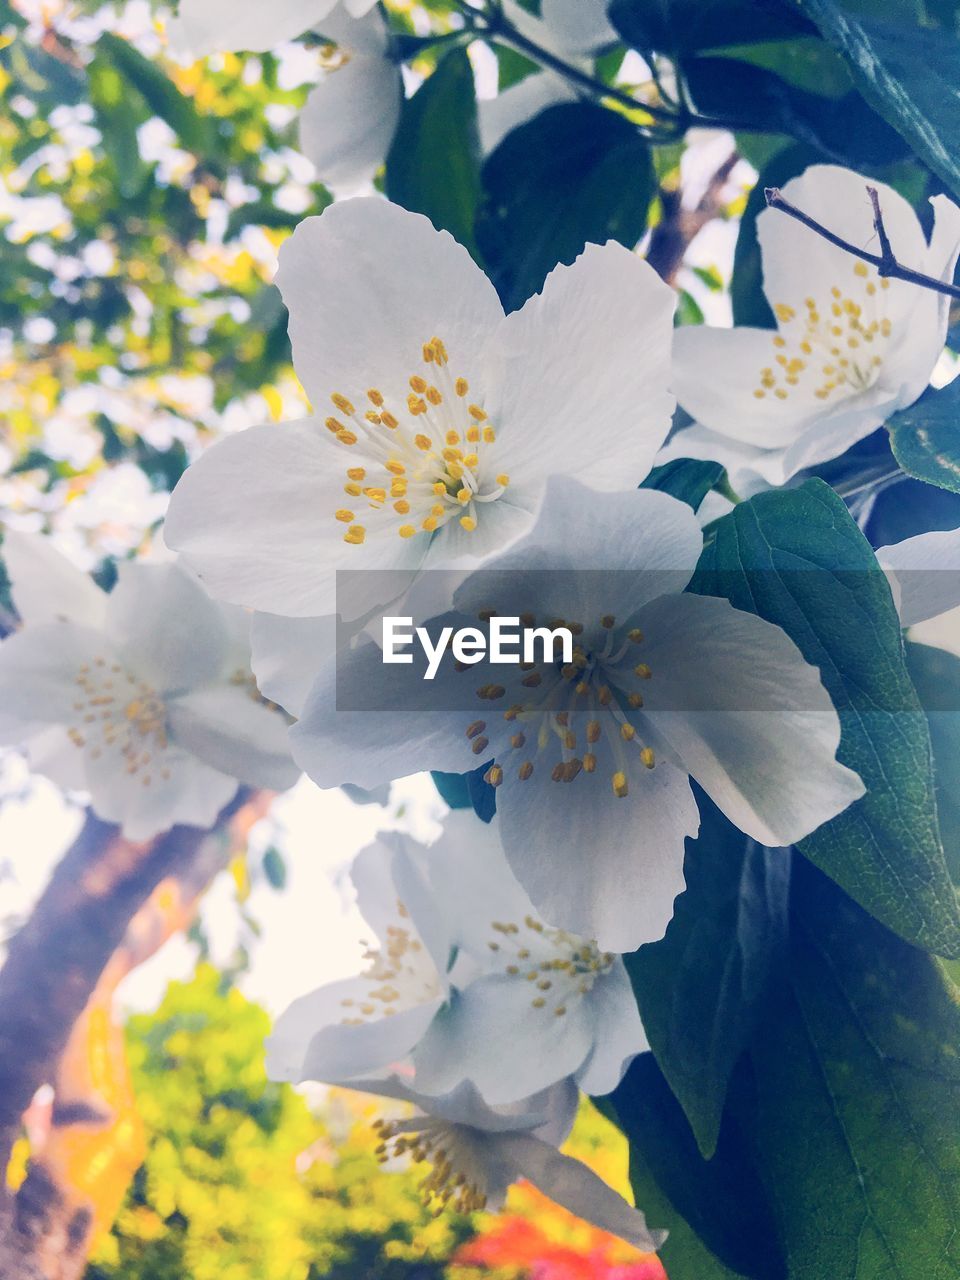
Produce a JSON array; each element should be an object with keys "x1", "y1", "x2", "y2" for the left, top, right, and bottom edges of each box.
[
  {"x1": 98, "y1": 32, "x2": 214, "y2": 155},
  {"x1": 608, "y1": 0, "x2": 812, "y2": 52},
  {"x1": 797, "y1": 0, "x2": 960, "y2": 196},
  {"x1": 385, "y1": 48, "x2": 481, "y2": 256},
  {"x1": 887, "y1": 381, "x2": 960, "y2": 495},
  {"x1": 732, "y1": 143, "x2": 821, "y2": 328},
  {"x1": 431, "y1": 765, "x2": 496, "y2": 822},
  {"x1": 262, "y1": 848, "x2": 287, "y2": 891},
  {"x1": 641, "y1": 458, "x2": 725, "y2": 511},
  {"x1": 475, "y1": 103, "x2": 655, "y2": 312},
  {"x1": 88, "y1": 58, "x2": 150, "y2": 201},
  {"x1": 905, "y1": 642, "x2": 960, "y2": 881},
  {"x1": 626, "y1": 793, "x2": 790, "y2": 1157},
  {"x1": 690, "y1": 479, "x2": 960, "y2": 956},
  {"x1": 747, "y1": 858, "x2": 960, "y2": 1279},
  {"x1": 611, "y1": 1054, "x2": 786, "y2": 1279}
]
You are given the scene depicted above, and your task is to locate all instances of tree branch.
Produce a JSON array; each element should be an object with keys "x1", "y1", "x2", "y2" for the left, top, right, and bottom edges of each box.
[
  {"x1": 764, "y1": 184, "x2": 960, "y2": 301},
  {"x1": 0, "y1": 792, "x2": 260, "y2": 1276}
]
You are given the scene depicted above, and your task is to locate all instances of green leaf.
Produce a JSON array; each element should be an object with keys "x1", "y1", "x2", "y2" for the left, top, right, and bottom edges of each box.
[
  {"x1": 625, "y1": 793, "x2": 790, "y2": 1157},
  {"x1": 385, "y1": 48, "x2": 481, "y2": 257},
  {"x1": 97, "y1": 32, "x2": 214, "y2": 155},
  {"x1": 608, "y1": 0, "x2": 812, "y2": 52},
  {"x1": 887, "y1": 381, "x2": 960, "y2": 495},
  {"x1": 731, "y1": 143, "x2": 821, "y2": 328},
  {"x1": 641, "y1": 458, "x2": 725, "y2": 511},
  {"x1": 747, "y1": 858, "x2": 960, "y2": 1280},
  {"x1": 611, "y1": 1054, "x2": 786, "y2": 1279},
  {"x1": 690, "y1": 479, "x2": 960, "y2": 957},
  {"x1": 905, "y1": 642, "x2": 960, "y2": 882},
  {"x1": 475, "y1": 103, "x2": 655, "y2": 312},
  {"x1": 797, "y1": 0, "x2": 960, "y2": 196}
]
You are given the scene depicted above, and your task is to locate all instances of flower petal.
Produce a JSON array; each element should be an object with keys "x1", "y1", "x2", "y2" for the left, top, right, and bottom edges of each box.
[
  {"x1": 165, "y1": 418, "x2": 425, "y2": 617},
  {"x1": 3, "y1": 531, "x2": 106, "y2": 629},
  {"x1": 574, "y1": 960, "x2": 649, "y2": 1097},
  {"x1": 167, "y1": 0, "x2": 334, "y2": 57},
  {"x1": 490, "y1": 1130, "x2": 666, "y2": 1250},
  {"x1": 877, "y1": 526, "x2": 960, "y2": 627},
  {"x1": 84, "y1": 743, "x2": 238, "y2": 841},
  {"x1": 250, "y1": 611, "x2": 336, "y2": 717},
  {"x1": 267, "y1": 977, "x2": 445, "y2": 1084},
  {"x1": 0, "y1": 622, "x2": 109, "y2": 730},
  {"x1": 491, "y1": 243, "x2": 675, "y2": 492},
  {"x1": 412, "y1": 977, "x2": 596, "y2": 1105},
  {"x1": 108, "y1": 562, "x2": 229, "y2": 693},
  {"x1": 275, "y1": 198, "x2": 503, "y2": 413},
  {"x1": 631, "y1": 592, "x2": 865, "y2": 845},
  {"x1": 496, "y1": 751, "x2": 699, "y2": 953},
  {"x1": 167, "y1": 684, "x2": 300, "y2": 790},
  {"x1": 299, "y1": 55, "x2": 401, "y2": 194}
]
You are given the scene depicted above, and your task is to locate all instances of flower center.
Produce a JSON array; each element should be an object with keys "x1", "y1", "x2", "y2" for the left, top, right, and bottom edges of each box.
[
  {"x1": 339, "y1": 900, "x2": 441, "y2": 1025},
  {"x1": 69, "y1": 656, "x2": 171, "y2": 786},
  {"x1": 373, "y1": 1116, "x2": 489, "y2": 1214},
  {"x1": 755, "y1": 261, "x2": 892, "y2": 404},
  {"x1": 462, "y1": 611, "x2": 655, "y2": 800},
  {"x1": 485, "y1": 913, "x2": 615, "y2": 1017},
  {"x1": 328, "y1": 336, "x2": 509, "y2": 547}
]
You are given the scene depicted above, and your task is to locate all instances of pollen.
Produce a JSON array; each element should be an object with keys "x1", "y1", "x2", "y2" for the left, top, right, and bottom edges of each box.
[
  {"x1": 399, "y1": 525, "x2": 416, "y2": 538},
  {"x1": 344, "y1": 525, "x2": 366, "y2": 545},
  {"x1": 335, "y1": 509, "x2": 354, "y2": 523}
]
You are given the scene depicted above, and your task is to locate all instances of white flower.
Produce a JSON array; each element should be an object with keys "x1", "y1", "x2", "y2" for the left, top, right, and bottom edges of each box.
[
  {"x1": 298, "y1": 9, "x2": 402, "y2": 195},
  {"x1": 478, "y1": 0, "x2": 617, "y2": 153},
  {"x1": 877, "y1": 526, "x2": 960, "y2": 627},
  {"x1": 267, "y1": 810, "x2": 646, "y2": 1102},
  {"x1": 165, "y1": 197, "x2": 675, "y2": 632},
  {"x1": 289, "y1": 478, "x2": 864, "y2": 950},
  {"x1": 318, "y1": 1073, "x2": 663, "y2": 1249},
  {"x1": 668, "y1": 165, "x2": 960, "y2": 493},
  {"x1": 167, "y1": 0, "x2": 378, "y2": 59},
  {"x1": 0, "y1": 532, "x2": 299, "y2": 840},
  {"x1": 167, "y1": 0, "x2": 397, "y2": 195}
]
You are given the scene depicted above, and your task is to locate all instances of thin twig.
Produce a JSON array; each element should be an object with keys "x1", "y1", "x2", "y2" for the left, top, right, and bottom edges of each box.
[{"x1": 764, "y1": 185, "x2": 960, "y2": 301}]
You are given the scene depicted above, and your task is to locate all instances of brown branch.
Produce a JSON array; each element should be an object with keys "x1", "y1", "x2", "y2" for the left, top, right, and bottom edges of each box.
[
  {"x1": 764, "y1": 184, "x2": 960, "y2": 301},
  {"x1": 646, "y1": 150, "x2": 740, "y2": 285},
  {"x1": 0, "y1": 790, "x2": 265, "y2": 1277}
]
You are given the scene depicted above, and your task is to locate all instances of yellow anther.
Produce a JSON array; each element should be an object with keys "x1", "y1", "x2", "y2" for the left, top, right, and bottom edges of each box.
[
  {"x1": 628, "y1": 629, "x2": 644, "y2": 643},
  {"x1": 443, "y1": 446, "x2": 463, "y2": 462},
  {"x1": 831, "y1": 286, "x2": 841, "y2": 298},
  {"x1": 364, "y1": 487, "x2": 387, "y2": 503},
  {"x1": 382, "y1": 411, "x2": 399, "y2": 429},
  {"x1": 335, "y1": 509, "x2": 354, "y2": 523},
  {"x1": 332, "y1": 393, "x2": 354, "y2": 414},
  {"x1": 422, "y1": 516, "x2": 439, "y2": 532},
  {"x1": 468, "y1": 404, "x2": 487, "y2": 421},
  {"x1": 365, "y1": 411, "x2": 382, "y2": 425},
  {"x1": 510, "y1": 732, "x2": 526, "y2": 749},
  {"x1": 415, "y1": 434, "x2": 433, "y2": 451},
  {"x1": 485, "y1": 765, "x2": 503, "y2": 787},
  {"x1": 394, "y1": 500, "x2": 410, "y2": 514},
  {"x1": 483, "y1": 426, "x2": 496, "y2": 443},
  {"x1": 854, "y1": 261, "x2": 868, "y2": 277},
  {"x1": 805, "y1": 296, "x2": 816, "y2": 309},
  {"x1": 325, "y1": 416, "x2": 344, "y2": 434},
  {"x1": 408, "y1": 394, "x2": 427, "y2": 415},
  {"x1": 472, "y1": 735, "x2": 490, "y2": 755},
  {"x1": 460, "y1": 516, "x2": 477, "y2": 532},
  {"x1": 774, "y1": 303, "x2": 795, "y2": 322},
  {"x1": 337, "y1": 430, "x2": 358, "y2": 445},
  {"x1": 466, "y1": 425, "x2": 480, "y2": 443},
  {"x1": 621, "y1": 723, "x2": 636, "y2": 741},
  {"x1": 612, "y1": 771, "x2": 629, "y2": 798},
  {"x1": 800, "y1": 340, "x2": 812, "y2": 354},
  {"x1": 457, "y1": 488, "x2": 471, "y2": 505},
  {"x1": 464, "y1": 453, "x2": 479, "y2": 469},
  {"x1": 881, "y1": 318, "x2": 892, "y2": 337},
  {"x1": 519, "y1": 761, "x2": 534, "y2": 781},
  {"x1": 344, "y1": 525, "x2": 366, "y2": 545},
  {"x1": 385, "y1": 459, "x2": 405, "y2": 475},
  {"x1": 587, "y1": 720, "x2": 601, "y2": 744},
  {"x1": 344, "y1": 482, "x2": 362, "y2": 497},
  {"x1": 754, "y1": 390, "x2": 766, "y2": 399},
  {"x1": 583, "y1": 752, "x2": 597, "y2": 773},
  {"x1": 367, "y1": 388, "x2": 384, "y2": 407},
  {"x1": 628, "y1": 692, "x2": 644, "y2": 709},
  {"x1": 347, "y1": 467, "x2": 366, "y2": 481},
  {"x1": 391, "y1": 480, "x2": 407, "y2": 497},
  {"x1": 634, "y1": 663, "x2": 652, "y2": 679},
  {"x1": 445, "y1": 430, "x2": 460, "y2": 447},
  {"x1": 640, "y1": 747, "x2": 656, "y2": 769},
  {"x1": 426, "y1": 387, "x2": 443, "y2": 406},
  {"x1": 496, "y1": 473, "x2": 510, "y2": 487},
  {"x1": 775, "y1": 389, "x2": 788, "y2": 400},
  {"x1": 455, "y1": 377, "x2": 469, "y2": 396},
  {"x1": 430, "y1": 336, "x2": 449, "y2": 365},
  {"x1": 431, "y1": 504, "x2": 445, "y2": 517},
  {"x1": 466, "y1": 720, "x2": 486, "y2": 739},
  {"x1": 772, "y1": 336, "x2": 786, "y2": 349},
  {"x1": 399, "y1": 525, "x2": 416, "y2": 539},
  {"x1": 409, "y1": 375, "x2": 428, "y2": 394}
]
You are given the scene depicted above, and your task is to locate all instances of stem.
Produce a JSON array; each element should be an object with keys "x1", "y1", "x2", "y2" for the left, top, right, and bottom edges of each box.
[{"x1": 764, "y1": 184, "x2": 960, "y2": 302}]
